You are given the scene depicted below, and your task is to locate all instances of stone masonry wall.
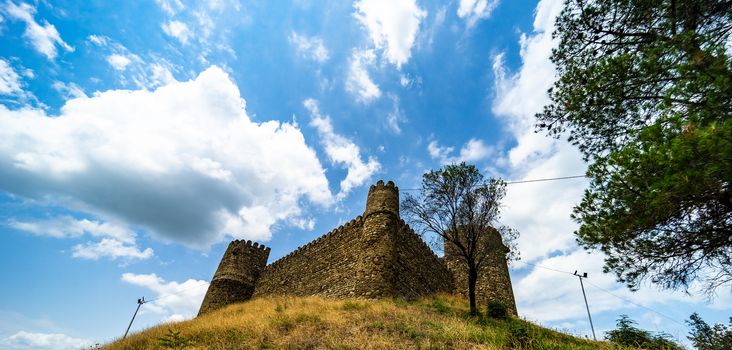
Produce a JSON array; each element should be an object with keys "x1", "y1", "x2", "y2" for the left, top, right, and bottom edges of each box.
[
  {"x1": 199, "y1": 180, "x2": 518, "y2": 316},
  {"x1": 253, "y1": 217, "x2": 371, "y2": 297},
  {"x1": 444, "y1": 228, "x2": 517, "y2": 315},
  {"x1": 391, "y1": 219, "x2": 453, "y2": 298},
  {"x1": 199, "y1": 240, "x2": 270, "y2": 315},
  {"x1": 253, "y1": 180, "x2": 453, "y2": 300}
]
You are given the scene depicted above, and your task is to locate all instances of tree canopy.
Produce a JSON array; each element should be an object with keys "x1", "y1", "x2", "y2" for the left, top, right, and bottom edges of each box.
[
  {"x1": 605, "y1": 315, "x2": 681, "y2": 349},
  {"x1": 401, "y1": 163, "x2": 518, "y2": 315},
  {"x1": 538, "y1": 0, "x2": 732, "y2": 293},
  {"x1": 687, "y1": 312, "x2": 732, "y2": 350}
]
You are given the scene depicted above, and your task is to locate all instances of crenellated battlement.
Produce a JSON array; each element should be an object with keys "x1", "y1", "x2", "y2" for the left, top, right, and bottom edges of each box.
[
  {"x1": 199, "y1": 180, "x2": 516, "y2": 315},
  {"x1": 364, "y1": 179, "x2": 399, "y2": 219},
  {"x1": 231, "y1": 239, "x2": 271, "y2": 253}
]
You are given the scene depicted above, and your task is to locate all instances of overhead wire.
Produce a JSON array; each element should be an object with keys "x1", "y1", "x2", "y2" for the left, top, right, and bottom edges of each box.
[
  {"x1": 399, "y1": 174, "x2": 587, "y2": 191},
  {"x1": 514, "y1": 260, "x2": 687, "y2": 327}
]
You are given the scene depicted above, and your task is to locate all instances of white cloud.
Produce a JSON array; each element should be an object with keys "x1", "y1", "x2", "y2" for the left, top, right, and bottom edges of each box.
[
  {"x1": 304, "y1": 99, "x2": 380, "y2": 199},
  {"x1": 9, "y1": 216, "x2": 153, "y2": 260},
  {"x1": 399, "y1": 74, "x2": 411, "y2": 87},
  {"x1": 0, "y1": 331, "x2": 92, "y2": 350},
  {"x1": 0, "y1": 66, "x2": 333, "y2": 247},
  {"x1": 353, "y1": 0, "x2": 426, "y2": 68},
  {"x1": 106, "y1": 54, "x2": 134, "y2": 71},
  {"x1": 121, "y1": 273, "x2": 208, "y2": 321},
  {"x1": 386, "y1": 94, "x2": 404, "y2": 134},
  {"x1": 156, "y1": 0, "x2": 184, "y2": 16},
  {"x1": 148, "y1": 63, "x2": 176, "y2": 87},
  {"x1": 9, "y1": 216, "x2": 135, "y2": 242},
  {"x1": 0, "y1": 59, "x2": 22, "y2": 95},
  {"x1": 162, "y1": 20, "x2": 193, "y2": 44},
  {"x1": 288, "y1": 32, "x2": 330, "y2": 63},
  {"x1": 88, "y1": 34, "x2": 172, "y2": 89},
  {"x1": 72, "y1": 238, "x2": 153, "y2": 260},
  {"x1": 346, "y1": 49, "x2": 381, "y2": 103},
  {"x1": 427, "y1": 139, "x2": 492, "y2": 165},
  {"x1": 51, "y1": 81, "x2": 86, "y2": 99},
  {"x1": 87, "y1": 34, "x2": 108, "y2": 46},
  {"x1": 490, "y1": 0, "x2": 574, "y2": 262},
  {"x1": 3, "y1": 2, "x2": 74, "y2": 60},
  {"x1": 457, "y1": 0, "x2": 500, "y2": 27}
]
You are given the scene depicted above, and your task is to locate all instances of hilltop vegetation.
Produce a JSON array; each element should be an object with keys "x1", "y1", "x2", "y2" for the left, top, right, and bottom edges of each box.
[{"x1": 105, "y1": 295, "x2": 634, "y2": 349}]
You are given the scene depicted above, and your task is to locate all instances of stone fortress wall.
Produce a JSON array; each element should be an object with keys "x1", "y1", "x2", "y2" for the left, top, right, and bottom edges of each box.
[
  {"x1": 199, "y1": 180, "x2": 516, "y2": 316},
  {"x1": 444, "y1": 228, "x2": 518, "y2": 315}
]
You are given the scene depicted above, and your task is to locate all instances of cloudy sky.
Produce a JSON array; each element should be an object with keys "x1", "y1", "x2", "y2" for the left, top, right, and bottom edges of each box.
[{"x1": 0, "y1": 0, "x2": 729, "y2": 348}]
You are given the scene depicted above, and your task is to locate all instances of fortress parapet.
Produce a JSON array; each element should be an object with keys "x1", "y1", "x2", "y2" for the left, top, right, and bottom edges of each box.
[
  {"x1": 364, "y1": 180, "x2": 399, "y2": 219},
  {"x1": 198, "y1": 240, "x2": 270, "y2": 315}
]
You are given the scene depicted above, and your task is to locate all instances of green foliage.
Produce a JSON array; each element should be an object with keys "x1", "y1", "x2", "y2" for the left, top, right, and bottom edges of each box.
[
  {"x1": 401, "y1": 162, "x2": 519, "y2": 315},
  {"x1": 157, "y1": 329, "x2": 192, "y2": 349},
  {"x1": 506, "y1": 320, "x2": 536, "y2": 349},
  {"x1": 605, "y1": 315, "x2": 681, "y2": 349},
  {"x1": 430, "y1": 299, "x2": 450, "y2": 315},
  {"x1": 539, "y1": 0, "x2": 732, "y2": 294},
  {"x1": 487, "y1": 300, "x2": 509, "y2": 320},
  {"x1": 686, "y1": 312, "x2": 732, "y2": 350}
]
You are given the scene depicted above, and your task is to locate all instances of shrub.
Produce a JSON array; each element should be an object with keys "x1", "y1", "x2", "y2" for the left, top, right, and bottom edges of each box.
[
  {"x1": 157, "y1": 329, "x2": 192, "y2": 349},
  {"x1": 606, "y1": 315, "x2": 681, "y2": 350},
  {"x1": 506, "y1": 321, "x2": 535, "y2": 349},
  {"x1": 487, "y1": 301, "x2": 509, "y2": 319}
]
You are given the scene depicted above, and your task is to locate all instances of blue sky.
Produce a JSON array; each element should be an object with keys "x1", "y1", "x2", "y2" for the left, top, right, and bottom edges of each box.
[{"x1": 0, "y1": 0, "x2": 729, "y2": 348}]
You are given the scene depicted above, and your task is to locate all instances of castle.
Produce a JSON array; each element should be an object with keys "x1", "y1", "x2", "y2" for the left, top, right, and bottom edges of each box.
[{"x1": 198, "y1": 180, "x2": 516, "y2": 316}]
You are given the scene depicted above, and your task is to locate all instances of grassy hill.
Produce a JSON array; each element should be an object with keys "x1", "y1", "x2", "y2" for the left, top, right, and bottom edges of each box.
[{"x1": 105, "y1": 294, "x2": 622, "y2": 349}]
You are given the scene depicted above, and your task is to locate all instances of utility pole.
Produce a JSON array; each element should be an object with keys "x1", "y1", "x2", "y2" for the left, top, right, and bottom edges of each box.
[
  {"x1": 123, "y1": 297, "x2": 146, "y2": 339},
  {"x1": 574, "y1": 271, "x2": 596, "y2": 341}
]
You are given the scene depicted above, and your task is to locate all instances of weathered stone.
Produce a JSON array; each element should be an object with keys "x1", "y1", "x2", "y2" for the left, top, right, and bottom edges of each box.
[{"x1": 197, "y1": 180, "x2": 517, "y2": 316}]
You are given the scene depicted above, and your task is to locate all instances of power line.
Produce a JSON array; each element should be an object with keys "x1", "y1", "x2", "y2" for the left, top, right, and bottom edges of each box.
[
  {"x1": 515, "y1": 260, "x2": 687, "y2": 328},
  {"x1": 516, "y1": 260, "x2": 576, "y2": 276},
  {"x1": 400, "y1": 174, "x2": 586, "y2": 191},
  {"x1": 505, "y1": 175, "x2": 586, "y2": 184},
  {"x1": 582, "y1": 279, "x2": 686, "y2": 327}
]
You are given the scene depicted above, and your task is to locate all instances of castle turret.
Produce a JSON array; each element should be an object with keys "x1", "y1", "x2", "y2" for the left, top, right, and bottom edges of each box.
[
  {"x1": 444, "y1": 227, "x2": 517, "y2": 315},
  {"x1": 198, "y1": 240, "x2": 270, "y2": 315},
  {"x1": 357, "y1": 180, "x2": 399, "y2": 297}
]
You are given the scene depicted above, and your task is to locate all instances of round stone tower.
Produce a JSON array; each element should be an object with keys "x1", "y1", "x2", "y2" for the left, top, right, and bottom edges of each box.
[
  {"x1": 444, "y1": 227, "x2": 517, "y2": 315},
  {"x1": 364, "y1": 180, "x2": 399, "y2": 218},
  {"x1": 357, "y1": 180, "x2": 399, "y2": 297},
  {"x1": 198, "y1": 240, "x2": 270, "y2": 315}
]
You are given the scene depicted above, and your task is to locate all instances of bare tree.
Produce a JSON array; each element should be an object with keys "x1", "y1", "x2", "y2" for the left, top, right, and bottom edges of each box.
[{"x1": 401, "y1": 162, "x2": 518, "y2": 315}]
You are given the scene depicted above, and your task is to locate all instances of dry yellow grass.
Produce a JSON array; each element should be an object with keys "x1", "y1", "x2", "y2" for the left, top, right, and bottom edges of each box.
[{"x1": 104, "y1": 295, "x2": 623, "y2": 349}]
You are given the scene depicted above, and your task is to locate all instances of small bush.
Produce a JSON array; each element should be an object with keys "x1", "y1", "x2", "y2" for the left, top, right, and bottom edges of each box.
[
  {"x1": 274, "y1": 304, "x2": 285, "y2": 313},
  {"x1": 157, "y1": 329, "x2": 192, "y2": 349},
  {"x1": 487, "y1": 301, "x2": 509, "y2": 319},
  {"x1": 606, "y1": 315, "x2": 682, "y2": 349},
  {"x1": 506, "y1": 321, "x2": 535, "y2": 349}
]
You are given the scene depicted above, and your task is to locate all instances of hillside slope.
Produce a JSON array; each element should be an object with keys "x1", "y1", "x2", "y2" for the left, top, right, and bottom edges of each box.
[{"x1": 106, "y1": 295, "x2": 620, "y2": 349}]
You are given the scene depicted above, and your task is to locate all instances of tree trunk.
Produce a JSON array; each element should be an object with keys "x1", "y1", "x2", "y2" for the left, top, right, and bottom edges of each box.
[{"x1": 468, "y1": 262, "x2": 478, "y2": 316}]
